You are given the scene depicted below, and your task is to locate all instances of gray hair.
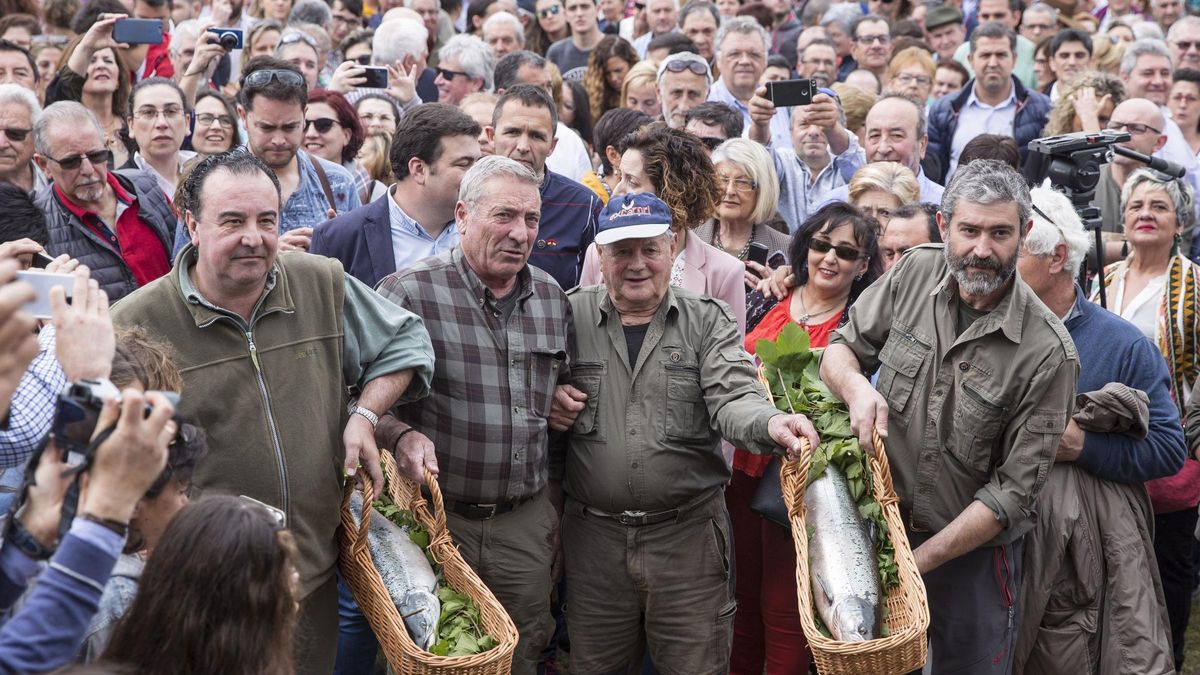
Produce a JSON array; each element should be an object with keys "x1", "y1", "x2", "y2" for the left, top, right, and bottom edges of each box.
[
  {"x1": 679, "y1": 1, "x2": 719, "y2": 29},
  {"x1": 1120, "y1": 168, "x2": 1196, "y2": 232},
  {"x1": 711, "y1": 138, "x2": 779, "y2": 225},
  {"x1": 289, "y1": 0, "x2": 332, "y2": 28},
  {"x1": 716, "y1": 16, "x2": 770, "y2": 55},
  {"x1": 34, "y1": 101, "x2": 102, "y2": 157},
  {"x1": 276, "y1": 28, "x2": 322, "y2": 58},
  {"x1": 940, "y1": 159, "x2": 1032, "y2": 234},
  {"x1": 657, "y1": 51, "x2": 712, "y2": 86},
  {"x1": 1167, "y1": 15, "x2": 1200, "y2": 42},
  {"x1": 438, "y1": 34, "x2": 496, "y2": 91},
  {"x1": 0, "y1": 83, "x2": 41, "y2": 121},
  {"x1": 459, "y1": 154, "x2": 539, "y2": 210},
  {"x1": 821, "y1": 2, "x2": 863, "y2": 33},
  {"x1": 373, "y1": 18, "x2": 428, "y2": 64},
  {"x1": 1025, "y1": 186, "x2": 1092, "y2": 275},
  {"x1": 1120, "y1": 38, "x2": 1173, "y2": 75},
  {"x1": 171, "y1": 20, "x2": 203, "y2": 54},
  {"x1": 1024, "y1": 2, "x2": 1058, "y2": 21},
  {"x1": 482, "y1": 11, "x2": 524, "y2": 43},
  {"x1": 1132, "y1": 20, "x2": 1166, "y2": 41}
]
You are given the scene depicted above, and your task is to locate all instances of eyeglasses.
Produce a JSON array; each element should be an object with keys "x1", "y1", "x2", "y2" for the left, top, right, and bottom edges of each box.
[
  {"x1": 664, "y1": 59, "x2": 710, "y2": 77},
  {"x1": 43, "y1": 149, "x2": 110, "y2": 170},
  {"x1": 244, "y1": 68, "x2": 306, "y2": 88},
  {"x1": 305, "y1": 117, "x2": 342, "y2": 133},
  {"x1": 359, "y1": 111, "x2": 396, "y2": 125},
  {"x1": 279, "y1": 31, "x2": 319, "y2": 49},
  {"x1": 895, "y1": 73, "x2": 932, "y2": 86},
  {"x1": 196, "y1": 112, "x2": 235, "y2": 128},
  {"x1": 437, "y1": 67, "x2": 471, "y2": 80},
  {"x1": 537, "y1": 5, "x2": 562, "y2": 18},
  {"x1": 132, "y1": 105, "x2": 185, "y2": 121},
  {"x1": 809, "y1": 237, "x2": 866, "y2": 261},
  {"x1": 239, "y1": 495, "x2": 287, "y2": 529},
  {"x1": 856, "y1": 34, "x2": 891, "y2": 45},
  {"x1": 1022, "y1": 21, "x2": 1054, "y2": 31},
  {"x1": 1107, "y1": 120, "x2": 1161, "y2": 135},
  {"x1": 0, "y1": 127, "x2": 30, "y2": 142},
  {"x1": 331, "y1": 14, "x2": 359, "y2": 26},
  {"x1": 1173, "y1": 40, "x2": 1200, "y2": 52},
  {"x1": 1171, "y1": 92, "x2": 1200, "y2": 105},
  {"x1": 718, "y1": 173, "x2": 757, "y2": 192}
]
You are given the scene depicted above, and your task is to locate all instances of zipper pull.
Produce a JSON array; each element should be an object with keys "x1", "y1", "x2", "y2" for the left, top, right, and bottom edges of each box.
[{"x1": 247, "y1": 333, "x2": 261, "y2": 371}]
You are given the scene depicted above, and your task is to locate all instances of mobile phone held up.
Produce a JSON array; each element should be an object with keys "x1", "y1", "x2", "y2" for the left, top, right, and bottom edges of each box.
[
  {"x1": 113, "y1": 18, "x2": 164, "y2": 45},
  {"x1": 207, "y1": 27, "x2": 244, "y2": 50},
  {"x1": 16, "y1": 269, "x2": 74, "y2": 319},
  {"x1": 766, "y1": 78, "x2": 816, "y2": 107},
  {"x1": 361, "y1": 66, "x2": 389, "y2": 89}
]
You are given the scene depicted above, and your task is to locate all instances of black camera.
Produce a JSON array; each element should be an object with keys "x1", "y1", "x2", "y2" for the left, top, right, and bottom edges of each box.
[
  {"x1": 208, "y1": 27, "x2": 244, "y2": 51},
  {"x1": 52, "y1": 379, "x2": 180, "y2": 460}
]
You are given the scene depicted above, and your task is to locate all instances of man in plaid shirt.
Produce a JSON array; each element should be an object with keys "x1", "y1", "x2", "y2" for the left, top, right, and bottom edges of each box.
[{"x1": 376, "y1": 155, "x2": 573, "y2": 675}]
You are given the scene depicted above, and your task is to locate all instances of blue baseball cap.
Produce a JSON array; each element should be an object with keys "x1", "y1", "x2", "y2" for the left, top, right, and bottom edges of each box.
[{"x1": 596, "y1": 193, "x2": 673, "y2": 245}]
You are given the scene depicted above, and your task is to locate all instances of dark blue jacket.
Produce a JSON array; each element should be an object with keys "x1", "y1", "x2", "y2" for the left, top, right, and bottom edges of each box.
[
  {"x1": 926, "y1": 76, "x2": 1051, "y2": 180},
  {"x1": 1064, "y1": 285, "x2": 1187, "y2": 483},
  {"x1": 530, "y1": 170, "x2": 601, "y2": 291},
  {"x1": 309, "y1": 192, "x2": 394, "y2": 289}
]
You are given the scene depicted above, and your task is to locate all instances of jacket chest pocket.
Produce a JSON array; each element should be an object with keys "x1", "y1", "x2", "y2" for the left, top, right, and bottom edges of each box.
[
  {"x1": 664, "y1": 363, "x2": 709, "y2": 441},
  {"x1": 951, "y1": 382, "x2": 1007, "y2": 476},
  {"x1": 876, "y1": 333, "x2": 930, "y2": 418},
  {"x1": 571, "y1": 361, "x2": 605, "y2": 439},
  {"x1": 529, "y1": 346, "x2": 566, "y2": 418}
]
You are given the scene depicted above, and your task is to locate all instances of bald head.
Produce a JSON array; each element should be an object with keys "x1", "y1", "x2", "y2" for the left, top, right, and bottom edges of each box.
[
  {"x1": 383, "y1": 7, "x2": 423, "y2": 22},
  {"x1": 1110, "y1": 97, "x2": 1168, "y2": 164}
]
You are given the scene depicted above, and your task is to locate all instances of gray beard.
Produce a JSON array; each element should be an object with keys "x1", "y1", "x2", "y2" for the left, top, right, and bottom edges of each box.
[{"x1": 943, "y1": 244, "x2": 1017, "y2": 297}]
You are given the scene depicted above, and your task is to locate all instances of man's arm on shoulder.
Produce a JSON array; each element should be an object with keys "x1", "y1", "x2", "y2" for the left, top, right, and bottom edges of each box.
[{"x1": 340, "y1": 273, "x2": 433, "y2": 403}]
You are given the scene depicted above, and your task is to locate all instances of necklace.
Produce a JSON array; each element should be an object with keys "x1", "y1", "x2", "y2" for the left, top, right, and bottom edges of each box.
[
  {"x1": 716, "y1": 223, "x2": 754, "y2": 260},
  {"x1": 795, "y1": 287, "x2": 843, "y2": 325}
]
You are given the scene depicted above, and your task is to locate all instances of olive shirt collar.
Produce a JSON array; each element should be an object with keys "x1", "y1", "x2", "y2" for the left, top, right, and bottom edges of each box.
[
  {"x1": 928, "y1": 254, "x2": 1028, "y2": 345},
  {"x1": 594, "y1": 287, "x2": 682, "y2": 378},
  {"x1": 174, "y1": 243, "x2": 289, "y2": 329}
]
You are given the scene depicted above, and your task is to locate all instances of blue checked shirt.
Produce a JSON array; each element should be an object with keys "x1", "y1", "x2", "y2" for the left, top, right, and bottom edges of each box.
[
  {"x1": 0, "y1": 326, "x2": 66, "y2": 469},
  {"x1": 282, "y1": 151, "x2": 361, "y2": 232},
  {"x1": 388, "y1": 190, "x2": 460, "y2": 274}
]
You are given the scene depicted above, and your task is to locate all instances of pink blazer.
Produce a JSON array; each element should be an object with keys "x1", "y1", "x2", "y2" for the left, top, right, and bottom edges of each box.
[{"x1": 579, "y1": 229, "x2": 747, "y2": 337}]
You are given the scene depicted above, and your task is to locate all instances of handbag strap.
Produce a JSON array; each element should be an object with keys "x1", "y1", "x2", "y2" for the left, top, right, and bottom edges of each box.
[{"x1": 307, "y1": 152, "x2": 337, "y2": 213}]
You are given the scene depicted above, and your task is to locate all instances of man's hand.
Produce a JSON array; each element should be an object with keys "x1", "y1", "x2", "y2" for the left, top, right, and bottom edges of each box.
[
  {"x1": 767, "y1": 413, "x2": 820, "y2": 460},
  {"x1": 843, "y1": 382, "x2": 888, "y2": 456},
  {"x1": 185, "y1": 30, "x2": 225, "y2": 79},
  {"x1": 52, "y1": 266, "x2": 115, "y2": 382},
  {"x1": 0, "y1": 239, "x2": 44, "y2": 269},
  {"x1": 549, "y1": 384, "x2": 587, "y2": 432},
  {"x1": 388, "y1": 62, "x2": 420, "y2": 106},
  {"x1": 0, "y1": 258, "x2": 39, "y2": 411},
  {"x1": 394, "y1": 427, "x2": 439, "y2": 484},
  {"x1": 15, "y1": 440, "x2": 74, "y2": 547},
  {"x1": 79, "y1": 390, "x2": 176, "y2": 524},
  {"x1": 1055, "y1": 419, "x2": 1085, "y2": 462},
  {"x1": 344, "y1": 413, "x2": 384, "y2": 499},
  {"x1": 279, "y1": 227, "x2": 314, "y2": 251},
  {"x1": 328, "y1": 60, "x2": 367, "y2": 93},
  {"x1": 795, "y1": 93, "x2": 839, "y2": 131},
  {"x1": 747, "y1": 86, "x2": 775, "y2": 143},
  {"x1": 755, "y1": 264, "x2": 794, "y2": 300}
]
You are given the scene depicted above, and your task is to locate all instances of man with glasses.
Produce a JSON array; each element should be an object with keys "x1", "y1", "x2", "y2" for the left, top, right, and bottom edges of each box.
[
  {"x1": 546, "y1": 0, "x2": 602, "y2": 78},
  {"x1": 710, "y1": 17, "x2": 792, "y2": 149},
  {"x1": 1168, "y1": 16, "x2": 1200, "y2": 72},
  {"x1": 928, "y1": 21, "x2": 1050, "y2": 181},
  {"x1": 951, "y1": 0, "x2": 1037, "y2": 89},
  {"x1": 850, "y1": 14, "x2": 893, "y2": 88},
  {"x1": 435, "y1": 34, "x2": 495, "y2": 106},
  {"x1": 0, "y1": 84, "x2": 47, "y2": 196},
  {"x1": 1018, "y1": 3, "x2": 1057, "y2": 46},
  {"x1": 657, "y1": 52, "x2": 711, "y2": 128},
  {"x1": 797, "y1": 38, "x2": 838, "y2": 88},
  {"x1": 1093, "y1": 98, "x2": 1169, "y2": 243},
  {"x1": 32, "y1": 102, "x2": 175, "y2": 302}
]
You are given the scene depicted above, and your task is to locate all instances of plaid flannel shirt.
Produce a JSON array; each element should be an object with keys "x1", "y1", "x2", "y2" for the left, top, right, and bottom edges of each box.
[
  {"x1": 376, "y1": 248, "x2": 574, "y2": 504},
  {"x1": 0, "y1": 326, "x2": 65, "y2": 469}
]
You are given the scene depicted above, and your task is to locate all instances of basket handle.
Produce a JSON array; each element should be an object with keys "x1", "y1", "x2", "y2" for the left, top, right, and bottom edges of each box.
[
  {"x1": 867, "y1": 428, "x2": 900, "y2": 508},
  {"x1": 348, "y1": 465, "x2": 378, "y2": 558}
]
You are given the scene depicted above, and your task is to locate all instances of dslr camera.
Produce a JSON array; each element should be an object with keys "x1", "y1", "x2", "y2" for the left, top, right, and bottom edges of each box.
[{"x1": 52, "y1": 379, "x2": 180, "y2": 459}]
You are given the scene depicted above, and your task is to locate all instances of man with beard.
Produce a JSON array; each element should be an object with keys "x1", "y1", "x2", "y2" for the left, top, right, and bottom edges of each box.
[
  {"x1": 822, "y1": 159, "x2": 1078, "y2": 674},
  {"x1": 927, "y1": 21, "x2": 1050, "y2": 182}
]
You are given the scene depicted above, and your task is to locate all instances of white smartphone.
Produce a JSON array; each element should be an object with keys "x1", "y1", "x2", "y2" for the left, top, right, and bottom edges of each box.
[{"x1": 16, "y1": 269, "x2": 74, "y2": 319}]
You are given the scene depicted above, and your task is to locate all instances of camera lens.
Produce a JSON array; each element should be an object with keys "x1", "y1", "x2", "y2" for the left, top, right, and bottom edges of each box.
[{"x1": 218, "y1": 31, "x2": 238, "y2": 50}]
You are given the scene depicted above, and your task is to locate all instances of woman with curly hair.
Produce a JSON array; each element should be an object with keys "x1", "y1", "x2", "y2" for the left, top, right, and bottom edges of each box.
[
  {"x1": 579, "y1": 122, "x2": 748, "y2": 334},
  {"x1": 1042, "y1": 70, "x2": 1126, "y2": 137},
  {"x1": 584, "y1": 35, "x2": 638, "y2": 119}
]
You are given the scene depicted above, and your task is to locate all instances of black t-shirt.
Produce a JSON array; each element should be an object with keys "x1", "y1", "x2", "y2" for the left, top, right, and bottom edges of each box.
[{"x1": 623, "y1": 322, "x2": 651, "y2": 366}]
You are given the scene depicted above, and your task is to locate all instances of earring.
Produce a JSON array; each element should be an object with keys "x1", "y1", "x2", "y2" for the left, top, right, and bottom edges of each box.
[{"x1": 855, "y1": 271, "x2": 865, "y2": 281}]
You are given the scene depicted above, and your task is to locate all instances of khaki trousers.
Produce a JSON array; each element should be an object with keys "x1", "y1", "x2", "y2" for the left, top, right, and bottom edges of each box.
[
  {"x1": 563, "y1": 490, "x2": 736, "y2": 675},
  {"x1": 446, "y1": 491, "x2": 557, "y2": 675}
]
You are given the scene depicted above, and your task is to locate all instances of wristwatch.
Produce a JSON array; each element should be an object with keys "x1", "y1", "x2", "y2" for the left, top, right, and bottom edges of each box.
[{"x1": 351, "y1": 405, "x2": 379, "y2": 430}]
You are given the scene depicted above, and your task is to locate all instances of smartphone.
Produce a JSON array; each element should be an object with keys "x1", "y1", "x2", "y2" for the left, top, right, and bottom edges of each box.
[
  {"x1": 747, "y1": 242, "x2": 769, "y2": 266},
  {"x1": 29, "y1": 252, "x2": 56, "y2": 269},
  {"x1": 361, "y1": 66, "x2": 388, "y2": 89},
  {"x1": 113, "y1": 18, "x2": 164, "y2": 45},
  {"x1": 766, "y1": 78, "x2": 816, "y2": 107},
  {"x1": 207, "y1": 27, "x2": 244, "y2": 50},
  {"x1": 16, "y1": 269, "x2": 74, "y2": 319}
]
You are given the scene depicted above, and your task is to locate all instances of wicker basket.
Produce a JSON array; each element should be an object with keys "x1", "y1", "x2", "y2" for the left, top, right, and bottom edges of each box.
[
  {"x1": 338, "y1": 452, "x2": 520, "y2": 674},
  {"x1": 780, "y1": 428, "x2": 929, "y2": 675}
]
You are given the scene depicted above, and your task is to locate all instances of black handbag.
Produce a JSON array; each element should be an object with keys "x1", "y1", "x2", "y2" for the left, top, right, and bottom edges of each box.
[{"x1": 750, "y1": 454, "x2": 791, "y2": 530}]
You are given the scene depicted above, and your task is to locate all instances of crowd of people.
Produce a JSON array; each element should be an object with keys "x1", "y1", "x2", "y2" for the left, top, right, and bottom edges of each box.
[{"x1": 1, "y1": 0, "x2": 1200, "y2": 672}]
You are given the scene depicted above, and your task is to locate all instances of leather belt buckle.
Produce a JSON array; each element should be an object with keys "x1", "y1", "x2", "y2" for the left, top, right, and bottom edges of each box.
[{"x1": 617, "y1": 510, "x2": 647, "y2": 526}]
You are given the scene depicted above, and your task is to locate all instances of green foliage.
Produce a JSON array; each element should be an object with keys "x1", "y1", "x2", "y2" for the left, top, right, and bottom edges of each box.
[
  {"x1": 756, "y1": 323, "x2": 900, "y2": 592},
  {"x1": 372, "y1": 491, "x2": 497, "y2": 657}
]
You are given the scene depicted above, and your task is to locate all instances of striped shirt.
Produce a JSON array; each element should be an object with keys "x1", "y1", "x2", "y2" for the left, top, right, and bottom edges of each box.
[{"x1": 377, "y1": 247, "x2": 574, "y2": 504}]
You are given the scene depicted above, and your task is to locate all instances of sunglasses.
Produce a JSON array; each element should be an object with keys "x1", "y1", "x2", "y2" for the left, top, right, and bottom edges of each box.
[
  {"x1": 809, "y1": 237, "x2": 866, "y2": 261},
  {"x1": 44, "y1": 149, "x2": 110, "y2": 170},
  {"x1": 279, "y1": 31, "x2": 319, "y2": 49},
  {"x1": 354, "y1": 54, "x2": 372, "y2": 65},
  {"x1": 240, "y1": 495, "x2": 287, "y2": 529},
  {"x1": 305, "y1": 117, "x2": 341, "y2": 133},
  {"x1": 538, "y1": 4, "x2": 562, "y2": 17},
  {"x1": 1174, "y1": 40, "x2": 1200, "y2": 51},
  {"x1": 0, "y1": 127, "x2": 30, "y2": 142},
  {"x1": 437, "y1": 67, "x2": 471, "y2": 80},
  {"x1": 244, "y1": 68, "x2": 306, "y2": 89},
  {"x1": 664, "y1": 59, "x2": 709, "y2": 77}
]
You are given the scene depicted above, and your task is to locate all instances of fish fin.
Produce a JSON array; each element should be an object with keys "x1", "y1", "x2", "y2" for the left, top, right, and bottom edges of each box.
[{"x1": 815, "y1": 573, "x2": 833, "y2": 604}]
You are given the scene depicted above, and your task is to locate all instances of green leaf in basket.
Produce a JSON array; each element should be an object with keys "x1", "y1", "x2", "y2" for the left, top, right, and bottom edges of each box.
[{"x1": 430, "y1": 640, "x2": 451, "y2": 656}]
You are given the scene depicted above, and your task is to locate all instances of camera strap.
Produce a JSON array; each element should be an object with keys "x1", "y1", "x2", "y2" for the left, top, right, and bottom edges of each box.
[{"x1": 53, "y1": 424, "x2": 119, "y2": 543}]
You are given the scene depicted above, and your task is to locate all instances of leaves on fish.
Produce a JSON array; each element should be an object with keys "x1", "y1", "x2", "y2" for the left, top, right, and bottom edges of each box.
[
  {"x1": 372, "y1": 491, "x2": 497, "y2": 657},
  {"x1": 756, "y1": 323, "x2": 901, "y2": 594}
]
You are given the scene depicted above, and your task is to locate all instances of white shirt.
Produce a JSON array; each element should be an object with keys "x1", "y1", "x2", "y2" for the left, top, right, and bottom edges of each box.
[
  {"x1": 948, "y1": 85, "x2": 1018, "y2": 179},
  {"x1": 546, "y1": 122, "x2": 593, "y2": 183}
]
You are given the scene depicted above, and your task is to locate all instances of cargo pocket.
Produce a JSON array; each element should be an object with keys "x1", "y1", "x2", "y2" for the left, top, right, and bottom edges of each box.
[
  {"x1": 528, "y1": 346, "x2": 566, "y2": 418},
  {"x1": 876, "y1": 331, "x2": 930, "y2": 419},
  {"x1": 665, "y1": 363, "x2": 709, "y2": 441},
  {"x1": 1026, "y1": 623, "x2": 1096, "y2": 675},
  {"x1": 951, "y1": 382, "x2": 1006, "y2": 476},
  {"x1": 706, "y1": 516, "x2": 731, "y2": 580},
  {"x1": 571, "y1": 361, "x2": 605, "y2": 439}
]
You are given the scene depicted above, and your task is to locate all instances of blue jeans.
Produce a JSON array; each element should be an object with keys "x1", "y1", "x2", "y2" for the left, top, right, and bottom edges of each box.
[{"x1": 334, "y1": 572, "x2": 380, "y2": 675}]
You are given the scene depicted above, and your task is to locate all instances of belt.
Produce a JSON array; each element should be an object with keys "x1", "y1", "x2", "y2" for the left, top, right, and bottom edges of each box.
[
  {"x1": 449, "y1": 495, "x2": 536, "y2": 521},
  {"x1": 581, "y1": 488, "x2": 721, "y2": 527}
]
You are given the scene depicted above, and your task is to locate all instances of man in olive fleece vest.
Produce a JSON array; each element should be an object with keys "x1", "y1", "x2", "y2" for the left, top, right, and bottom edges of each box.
[{"x1": 111, "y1": 151, "x2": 435, "y2": 675}]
